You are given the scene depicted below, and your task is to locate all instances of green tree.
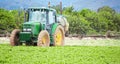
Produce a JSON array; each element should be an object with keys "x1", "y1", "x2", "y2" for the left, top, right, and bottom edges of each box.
[
  {"x1": 0, "y1": 9, "x2": 15, "y2": 32},
  {"x1": 113, "y1": 13, "x2": 120, "y2": 31},
  {"x1": 63, "y1": 6, "x2": 74, "y2": 15},
  {"x1": 0, "y1": 9, "x2": 24, "y2": 32},
  {"x1": 97, "y1": 6, "x2": 116, "y2": 15}
]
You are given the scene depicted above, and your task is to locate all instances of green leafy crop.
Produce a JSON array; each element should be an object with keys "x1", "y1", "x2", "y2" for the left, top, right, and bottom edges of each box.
[{"x1": 0, "y1": 44, "x2": 120, "y2": 64}]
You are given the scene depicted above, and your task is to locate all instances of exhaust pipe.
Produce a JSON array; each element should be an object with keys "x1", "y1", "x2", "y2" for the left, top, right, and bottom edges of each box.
[
  {"x1": 60, "y1": 2, "x2": 62, "y2": 14},
  {"x1": 48, "y1": 2, "x2": 50, "y2": 8}
]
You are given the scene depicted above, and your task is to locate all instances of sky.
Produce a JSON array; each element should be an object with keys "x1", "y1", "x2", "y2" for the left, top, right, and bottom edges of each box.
[{"x1": 0, "y1": 0, "x2": 120, "y2": 12}]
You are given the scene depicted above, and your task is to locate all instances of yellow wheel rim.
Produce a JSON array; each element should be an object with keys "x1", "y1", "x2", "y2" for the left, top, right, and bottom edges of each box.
[
  {"x1": 55, "y1": 29, "x2": 62, "y2": 45},
  {"x1": 42, "y1": 36, "x2": 46, "y2": 44}
]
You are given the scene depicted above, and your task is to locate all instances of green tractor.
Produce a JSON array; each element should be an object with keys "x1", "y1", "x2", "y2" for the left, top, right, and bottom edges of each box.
[{"x1": 10, "y1": 7, "x2": 66, "y2": 46}]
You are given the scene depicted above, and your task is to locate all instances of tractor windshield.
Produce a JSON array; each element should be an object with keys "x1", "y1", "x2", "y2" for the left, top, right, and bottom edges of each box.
[{"x1": 29, "y1": 11, "x2": 46, "y2": 22}]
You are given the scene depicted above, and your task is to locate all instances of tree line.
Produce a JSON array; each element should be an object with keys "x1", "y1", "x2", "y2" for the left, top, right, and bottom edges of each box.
[
  {"x1": 61, "y1": 6, "x2": 120, "y2": 35},
  {"x1": 0, "y1": 9, "x2": 24, "y2": 35},
  {"x1": 0, "y1": 6, "x2": 120, "y2": 36}
]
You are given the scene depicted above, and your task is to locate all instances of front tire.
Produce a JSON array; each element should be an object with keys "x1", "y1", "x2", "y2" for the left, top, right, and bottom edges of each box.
[
  {"x1": 10, "y1": 29, "x2": 20, "y2": 46},
  {"x1": 37, "y1": 30, "x2": 50, "y2": 47},
  {"x1": 53, "y1": 25, "x2": 65, "y2": 46}
]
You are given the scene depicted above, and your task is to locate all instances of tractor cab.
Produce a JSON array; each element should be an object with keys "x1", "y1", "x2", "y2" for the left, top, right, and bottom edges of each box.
[{"x1": 25, "y1": 7, "x2": 57, "y2": 25}]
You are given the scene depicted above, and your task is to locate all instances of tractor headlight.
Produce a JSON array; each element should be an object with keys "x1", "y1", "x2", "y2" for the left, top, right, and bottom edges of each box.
[
  {"x1": 27, "y1": 29, "x2": 32, "y2": 31},
  {"x1": 23, "y1": 28, "x2": 31, "y2": 32},
  {"x1": 23, "y1": 28, "x2": 27, "y2": 31}
]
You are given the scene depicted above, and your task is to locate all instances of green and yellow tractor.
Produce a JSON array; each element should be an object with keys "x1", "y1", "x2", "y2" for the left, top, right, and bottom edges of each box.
[{"x1": 10, "y1": 7, "x2": 69, "y2": 46}]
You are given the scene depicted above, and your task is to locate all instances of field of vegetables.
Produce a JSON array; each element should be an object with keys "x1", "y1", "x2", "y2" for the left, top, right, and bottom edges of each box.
[{"x1": 0, "y1": 44, "x2": 120, "y2": 64}]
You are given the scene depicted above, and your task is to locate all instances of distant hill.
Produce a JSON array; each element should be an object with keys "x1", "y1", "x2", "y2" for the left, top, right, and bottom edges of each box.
[{"x1": 0, "y1": 0, "x2": 120, "y2": 12}]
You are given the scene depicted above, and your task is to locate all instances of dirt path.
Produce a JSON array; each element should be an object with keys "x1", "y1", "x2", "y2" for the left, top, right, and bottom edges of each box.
[
  {"x1": 0, "y1": 37, "x2": 9, "y2": 44},
  {"x1": 0, "y1": 37, "x2": 120, "y2": 46},
  {"x1": 65, "y1": 37, "x2": 120, "y2": 46}
]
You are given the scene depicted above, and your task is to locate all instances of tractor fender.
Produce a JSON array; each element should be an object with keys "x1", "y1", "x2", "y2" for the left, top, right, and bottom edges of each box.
[
  {"x1": 50, "y1": 23, "x2": 59, "y2": 45},
  {"x1": 51, "y1": 23, "x2": 59, "y2": 35}
]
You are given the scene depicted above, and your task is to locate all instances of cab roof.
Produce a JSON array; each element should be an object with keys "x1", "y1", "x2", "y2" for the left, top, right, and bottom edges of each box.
[{"x1": 28, "y1": 7, "x2": 56, "y2": 11}]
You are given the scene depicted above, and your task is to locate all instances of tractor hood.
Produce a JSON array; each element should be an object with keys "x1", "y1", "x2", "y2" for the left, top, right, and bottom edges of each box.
[
  {"x1": 23, "y1": 22, "x2": 33, "y2": 28},
  {"x1": 24, "y1": 21, "x2": 33, "y2": 25},
  {"x1": 23, "y1": 21, "x2": 37, "y2": 26},
  {"x1": 22, "y1": 22, "x2": 41, "y2": 36},
  {"x1": 23, "y1": 21, "x2": 40, "y2": 28}
]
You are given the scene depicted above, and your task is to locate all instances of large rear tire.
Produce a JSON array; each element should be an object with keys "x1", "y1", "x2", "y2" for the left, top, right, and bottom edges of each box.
[
  {"x1": 53, "y1": 25, "x2": 65, "y2": 46},
  {"x1": 37, "y1": 30, "x2": 50, "y2": 47},
  {"x1": 10, "y1": 29, "x2": 20, "y2": 46}
]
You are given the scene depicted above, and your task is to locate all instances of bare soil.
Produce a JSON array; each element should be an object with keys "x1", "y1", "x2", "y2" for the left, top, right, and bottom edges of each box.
[
  {"x1": 65, "y1": 37, "x2": 120, "y2": 46},
  {"x1": 0, "y1": 37, "x2": 9, "y2": 44},
  {"x1": 0, "y1": 37, "x2": 120, "y2": 46}
]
